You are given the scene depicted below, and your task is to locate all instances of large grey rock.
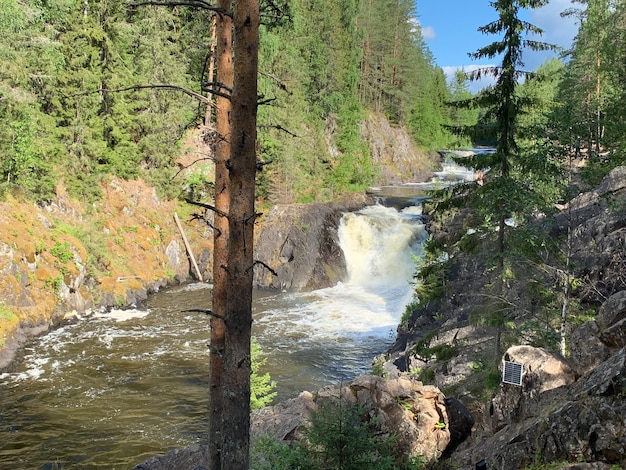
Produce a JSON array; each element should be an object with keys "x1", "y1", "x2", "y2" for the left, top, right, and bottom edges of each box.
[
  {"x1": 490, "y1": 346, "x2": 576, "y2": 432},
  {"x1": 253, "y1": 196, "x2": 371, "y2": 291},
  {"x1": 452, "y1": 347, "x2": 626, "y2": 469},
  {"x1": 570, "y1": 321, "x2": 610, "y2": 375},
  {"x1": 597, "y1": 290, "x2": 626, "y2": 329},
  {"x1": 251, "y1": 375, "x2": 457, "y2": 465},
  {"x1": 165, "y1": 239, "x2": 189, "y2": 283},
  {"x1": 250, "y1": 391, "x2": 317, "y2": 441},
  {"x1": 361, "y1": 113, "x2": 435, "y2": 185},
  {"x1": 580, "y1": 347, "x2": 626, "y2": 396},
  {"x1": 597, "y1": 166, "x2": 626, "y2": 196}
]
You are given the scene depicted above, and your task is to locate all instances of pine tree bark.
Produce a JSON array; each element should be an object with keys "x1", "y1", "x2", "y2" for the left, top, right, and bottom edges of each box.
[
  {"x1": 222, "y1": 0, "x2": 259, "y2": 468},
  {"x1": 208, "y1": 2, "x2": 232, "y2": 469}
]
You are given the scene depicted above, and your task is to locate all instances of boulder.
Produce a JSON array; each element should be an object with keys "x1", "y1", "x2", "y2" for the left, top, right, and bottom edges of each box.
[
  {"x1": 597, "y1": 166, "x2": 626, "y2": 196},
  {"x1": 452, "y1": 348, "x2": 626, "y2": 469},
  {"x1": 251, "y1": 375, "x2": 460, "y2": 465},
  {"x1": 490, "y1": 346, "x2": 576, "y2": 432},
  {"x1": 165, "y1": 239, "x2": 189, "y2": 283},
  {"x1": 580, "y1": 347, "x2": 626, "y2": 396},
  {"x1": 597, "y1": 290, "x2": 626, "y2": 329},
  {"x1": 250, "y1": 391, "x2": 317, "y2": 442},
  {"x1": 569, "y1": 321, "x2": 610, "y2": 375}
]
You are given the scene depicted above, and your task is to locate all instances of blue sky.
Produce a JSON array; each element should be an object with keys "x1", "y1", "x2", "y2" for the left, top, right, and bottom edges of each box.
[{"x1": 416, "y1": 0, "x2": 580, "y2": 91}]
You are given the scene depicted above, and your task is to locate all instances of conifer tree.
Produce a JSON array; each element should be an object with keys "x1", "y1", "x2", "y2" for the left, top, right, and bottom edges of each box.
[{"x1": 440, "y1": 0, "x2": 556, "y2": 358}]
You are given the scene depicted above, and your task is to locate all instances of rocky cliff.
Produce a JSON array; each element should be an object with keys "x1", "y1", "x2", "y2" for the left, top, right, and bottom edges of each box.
[
  {"x1": 379, "y1": 166, "x2": 626, "y2": 469},
  {"x1": 0, "y1": 179, "x2": 214, "y2": 369},
  {"x1": 252, "y1": 194, "x2": 372, "y2": 291},
  {"x1": 361, "y1": 113, "x2": 437, "y2": 185}
]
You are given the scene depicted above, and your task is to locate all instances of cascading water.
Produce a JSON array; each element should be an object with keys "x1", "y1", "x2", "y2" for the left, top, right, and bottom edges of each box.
[
  {"x1": 0, "y1": 203, "x2": 427, "y2": 468},
  {"x1": 253, "y1": 205, "x2": 427, "y2": 391}
]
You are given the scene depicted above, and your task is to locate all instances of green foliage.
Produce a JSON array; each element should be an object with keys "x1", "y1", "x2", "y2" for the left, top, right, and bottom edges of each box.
[
  {"x1": 251, "y1": 399, "x2": 428, "y2": 470},
  {"x1": 251, "y1": 434, "x2": 312, "y2": 470},
  {"x1": 303, "y1": 401, "x2": 397, "y2": 470},
  {"x1": 412, "y1": 241, "x2": 449, "y2": 309},
  {"x1": 56, "y1": 220, "x2": 116, "y2": 277},
  {"x1": 0, "y1": 0, "x2": 475, "y2": 205},
  {"x1": 413, "y1": 333, "x2": 457, "y2": 363},
  {"x1": 0, "y1": 304, "x2": 17, "y2": 322},
  {"x1": 483, "y1": 365, "x2": 502, "y2": 391},
  {"x1": 371, "y1": 356, "x2": 386, "y2": 377},
  {"x1": 418, "y1": 367, "x2": 435, "y2": 384},
  {"x1": 182, "y1": 171, "x2": 214, "y2": 202},
  {"x1": 578, "y1": 149, "x2": 626, "y2": 187},
  {"x1": 50, "y1": 241, "x2": 74, "y2": 263},
  {"x1": 251, "y1": 339, "x2": 277, "y2": 410}
]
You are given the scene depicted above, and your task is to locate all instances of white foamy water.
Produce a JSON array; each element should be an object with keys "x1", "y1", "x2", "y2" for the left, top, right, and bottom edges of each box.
[{"x1": 93, "y1": 307, "x2": 151, "y2": 322}]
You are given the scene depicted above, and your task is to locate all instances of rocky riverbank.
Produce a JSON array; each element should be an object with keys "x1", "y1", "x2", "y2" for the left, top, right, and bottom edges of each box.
[
  {"x1": 0, "y1": 111, "x2": 430, "y2": 373},
  {"x1": 378, "y1": 166, "x2": 626, "y2": 468},
  {"x1": 0, "y1": 178, "x2": 214, "y2": 370}
]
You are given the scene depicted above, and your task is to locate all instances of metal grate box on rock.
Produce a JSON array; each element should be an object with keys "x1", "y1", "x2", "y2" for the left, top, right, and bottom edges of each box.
[{"x1": 502, "y1": 361, "x2": 524, "y2": 386}]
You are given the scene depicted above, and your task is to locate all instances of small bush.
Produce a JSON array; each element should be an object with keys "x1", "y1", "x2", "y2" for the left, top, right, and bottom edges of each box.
[
  {"x1": 251, "y1": 339, "x2": 277, "y2": 410},
  {"x1": 304, "y1": 400, "x2": 397, "y2": 470},
  {"x1": 50, "y1": 241, "x2": 73, "y2": 263}
]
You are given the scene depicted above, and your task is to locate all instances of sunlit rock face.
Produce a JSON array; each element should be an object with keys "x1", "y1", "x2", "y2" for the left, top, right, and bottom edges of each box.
[{"x1": 251, "y1": 375, "x2": 464, "y2": 466}]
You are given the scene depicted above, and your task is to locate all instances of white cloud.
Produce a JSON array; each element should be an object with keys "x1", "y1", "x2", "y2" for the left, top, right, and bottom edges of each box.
[
  {"x1": 421, "y1": 25, "x2": 436, "y2": 40},
  {"x1": 530, "y1": 0, "x2": 579, "y2": 47}
]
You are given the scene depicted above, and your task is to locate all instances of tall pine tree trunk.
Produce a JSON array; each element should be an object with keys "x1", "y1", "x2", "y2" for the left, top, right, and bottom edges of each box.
[
  {"x1": 204, "y1": 15, "x2": 217, "y2": 127},
  {"x1": 222, "y1": 0, "x2": 259, "y2": 468},
  {"x1": 208, "y1": 2, "x2": 232, "y2": 468}
]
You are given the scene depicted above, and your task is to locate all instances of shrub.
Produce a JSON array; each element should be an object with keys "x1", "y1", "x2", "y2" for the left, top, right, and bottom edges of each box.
[{"x1": 251, "y1": 339, "x2": 277, "y2": 410}]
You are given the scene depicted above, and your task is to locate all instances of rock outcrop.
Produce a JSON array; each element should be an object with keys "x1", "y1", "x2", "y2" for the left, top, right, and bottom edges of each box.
[
  {"x1": 253, "y1": 194, "x2": 372, "y2": 291},
  {"x1": 557, "y1": 166, "x2": 626, "y2": 302},
  {"x1": 379, "y1": 167, "x2": 626, "y2": 469},
  {"x1": 252, "y1": 375, "x2": 456, "y2": 465},
  {"x1": 134, "y1": 375, "x2": 473, "y2": 469},
  {"x1": 361, "y1": 113, "x2": 437, "y2": 185},
  {"x1": 451, "y1": 346, "x2": 626, "y2": 469}
]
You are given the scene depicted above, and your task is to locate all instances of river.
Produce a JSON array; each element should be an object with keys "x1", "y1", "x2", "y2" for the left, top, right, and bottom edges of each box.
[{"x1": 0, "y1": 203, "x2": 427, "y2": 469}]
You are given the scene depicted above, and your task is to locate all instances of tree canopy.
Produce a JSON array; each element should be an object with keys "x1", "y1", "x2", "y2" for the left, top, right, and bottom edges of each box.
[{"x1": 0, "y1": 0, "x2": 460, "y2": 205}]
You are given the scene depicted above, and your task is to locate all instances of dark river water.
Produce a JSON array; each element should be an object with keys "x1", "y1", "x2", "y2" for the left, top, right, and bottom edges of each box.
[{"x1": 0, "y1": 204, "x2": 428, "y2": 469}]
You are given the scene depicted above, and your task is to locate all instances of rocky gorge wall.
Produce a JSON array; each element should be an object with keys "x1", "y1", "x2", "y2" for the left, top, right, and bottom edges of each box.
[
  {"x1": 0, "y1": 178, "x2": 214, "y2": 369},
  {"x1": 379, "y1": 166, "x2": 626, "y2": 469}
]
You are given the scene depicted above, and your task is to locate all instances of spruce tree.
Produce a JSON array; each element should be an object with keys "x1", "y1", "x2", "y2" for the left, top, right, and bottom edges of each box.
[{"x1": 440, "y1": 0, "x2": 557, "y2": 358}]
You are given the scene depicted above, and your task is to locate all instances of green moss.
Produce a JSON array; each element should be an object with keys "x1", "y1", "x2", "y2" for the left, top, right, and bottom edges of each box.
[
  {"x1": 0, "y1": 305, "x2": 17, "y2": 322},
  {"x1": 0, "y1": 304, "x2": 19, "y2": 347},
  {"x1": 50, "y1": 241, "x2": 73, "y2": 263}
]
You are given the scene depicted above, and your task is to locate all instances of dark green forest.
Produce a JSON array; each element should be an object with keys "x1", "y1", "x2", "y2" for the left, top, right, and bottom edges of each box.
[
  {"x1": 0, "y1": 0, "x2": 464, "y2": 205},
  {"x1": 0, "y1": 0, "x2": 625, "y2": 206}
]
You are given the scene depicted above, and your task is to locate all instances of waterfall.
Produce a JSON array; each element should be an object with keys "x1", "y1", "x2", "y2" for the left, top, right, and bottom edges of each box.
[
  {"x1": 339, "y1": 204, "x2": 426, "y2": 289},
  {"x1": 254, "y1": 204, "x2": 427, "y2": 344},
  {"x1": 251, "y1": 202, "x2": 428, "y2": 394},
  {"x1": 0, "y1": 202, "x2": 430, "y2": 470}
]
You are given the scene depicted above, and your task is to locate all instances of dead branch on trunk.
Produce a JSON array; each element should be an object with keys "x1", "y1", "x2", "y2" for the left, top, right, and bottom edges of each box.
[
  {"x1": 127, "y1": 0, "x2": 231, "y2": 17},
  {"x1": 185, "y1": 198, "x2": 229, "y2": 218}
]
